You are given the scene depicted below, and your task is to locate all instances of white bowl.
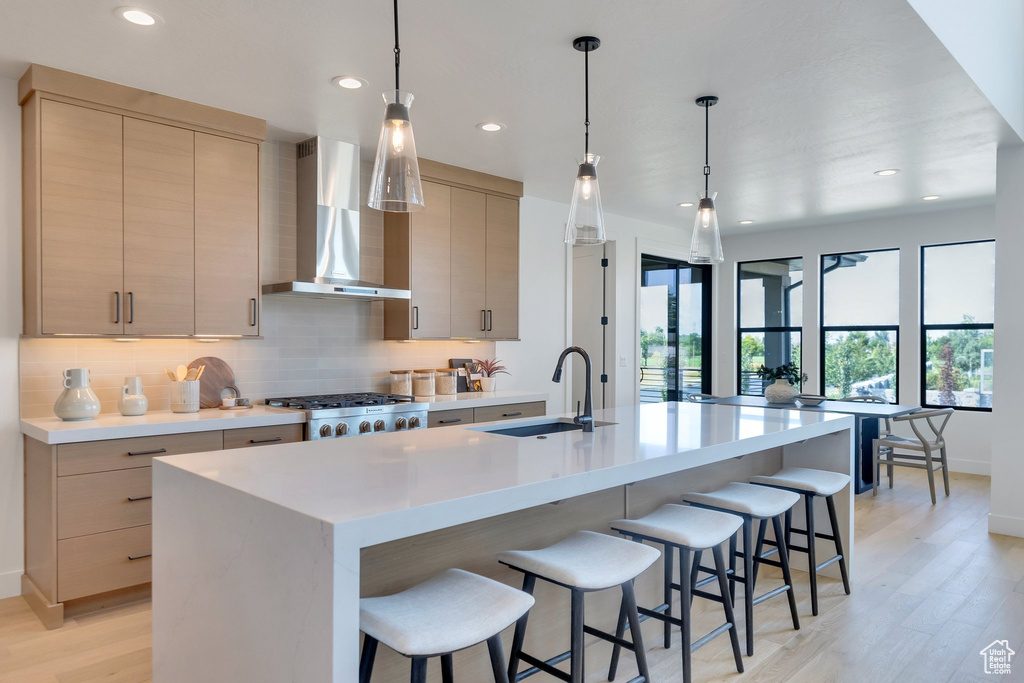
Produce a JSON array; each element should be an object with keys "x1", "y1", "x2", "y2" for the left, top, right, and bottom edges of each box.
[{"x1": 796, "y1": 395, "x2": 827, "y2": 407}]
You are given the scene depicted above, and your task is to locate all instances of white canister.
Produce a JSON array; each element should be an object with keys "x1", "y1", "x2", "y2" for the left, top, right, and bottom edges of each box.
[
  {"x1": 54, "y1": 368, "x2": 102, "y2": 421},
  {"x1": 118, "y1": 376, "x2": 148, "y2": 417},
  {"x1": 170, "y1": 380, "x2": 201, "y2": 413}
]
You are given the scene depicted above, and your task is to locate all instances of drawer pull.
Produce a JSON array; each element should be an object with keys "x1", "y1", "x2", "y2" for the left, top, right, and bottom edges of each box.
[
  {"x1": 127, "y1": 553, "x2": 152, "y2": 561},
  {"x1": 439, "y1": 418, "x2": 462, "y2": 424},
  {"x1": 127, "y1": 448, "x2": 167, "y2": 457},
  {"x1": 127, "y1": 495, "x2": 152, "y2": 502},
  {"x1": 250, "y1": 437, "x2": 283, "y2": 444},
  {"x1": 502, "y1": 412, "x2": 523, "y2": 417}
]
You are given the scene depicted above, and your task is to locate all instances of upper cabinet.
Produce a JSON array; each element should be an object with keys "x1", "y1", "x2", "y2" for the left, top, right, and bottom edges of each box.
[
  {"x1": 383, "y1": 160, "x2": 523, "y2": 341},
  {"x1": 19, "y1": 65, "x2": 265, "y2": 338}
]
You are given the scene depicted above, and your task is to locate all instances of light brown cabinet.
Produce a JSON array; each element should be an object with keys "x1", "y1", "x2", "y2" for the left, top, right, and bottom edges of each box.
[
  {"x1": 383, "y1": 160, "x2": 523, "y2": 340},
  {"x1": 20, "y1": 65, "x2": 265, "y2": 337},
  {"x1": 428, "y1": 401, "x2": 546, "y2": 428}
]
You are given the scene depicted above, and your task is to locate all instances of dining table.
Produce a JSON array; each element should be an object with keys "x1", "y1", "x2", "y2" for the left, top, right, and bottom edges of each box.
[{"x1": 699, "y1": 395, "x2": 920, "y2": 494}]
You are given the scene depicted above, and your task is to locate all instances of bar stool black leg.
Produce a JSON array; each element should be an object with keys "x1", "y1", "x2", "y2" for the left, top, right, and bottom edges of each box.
[
  {"x1": 608, "y1": 591, "x2": 628, "y2": 679},
  {"x1": 410, "y1": 656, "x2": 428, "y2": 683},
  {"x1": 713, "y1": 544, "x2": 744, "y2": 675},
  {"x1": 689, "y1": 549, "x2": 703, "y2": 608},
  {"x1": 622, "y1": 579, "x2": 651, "y2": 683},
  {"x1": 741, "y1": 517, "x2": 754, "y2": 656},
  {"x1": 784, "y1": 507, "x2": 793, "y2": 551},
  {"x1": 486, "y1": 634, "x2": 511, "y2": 683},
  {"x1": 506, "y1": 574, "x2": 536, "y2": 681},
  {"x1": 826, "y1": 494, "x2": 851, "y2": 595},
  {"x1": 664, "y1": 543, "x2": 674, "y2": 648},
  {"x1": 679, "y1": 546, "x2": 693, "y2": 683},
  {"x1": 751, "y1": 519, "x2": 767, "y2": 593},
  {"x1": 728, "y1": 533, "x2": 737, "y2": 603},
  {"x1": 570, "y1": 588, "x2": 585, "y2": 682},
  {"x1": 772, "y1": 515, "x2": 800, "y2": 630},
  {"x1": 805, "y1": 494, "x2": 819, "y2": 616},
  {"x1": 441, "y1": 654, "x2": 454, "y2": 683},
  {"x1": 359, "y1": 636, "x2": 378, "y2": 683}
]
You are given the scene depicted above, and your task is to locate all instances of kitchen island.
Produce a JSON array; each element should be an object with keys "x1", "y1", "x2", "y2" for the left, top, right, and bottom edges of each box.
[{"x1": 152, "y1": 402, "x2": 854, "y2": 682}]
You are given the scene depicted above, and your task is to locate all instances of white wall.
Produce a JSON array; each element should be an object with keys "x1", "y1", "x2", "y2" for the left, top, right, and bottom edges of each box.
[
  {"x1": 0, "y1": 77, "x2": 24, "y2": 599},
  {"x1": 715, "y1": 205, "x2": 996, "y2": 474}
]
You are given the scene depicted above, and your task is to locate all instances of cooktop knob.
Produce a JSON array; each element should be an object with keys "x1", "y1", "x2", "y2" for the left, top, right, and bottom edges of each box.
[
  {"x1": 395, "y1": 417, "x2": 407, "y2": 430},
  {"x1": 359, "y1": 421, "x2": 372, "y2": 434},
  {"x1": 319, "y1": 424, "x2": 333, "y2": 438},
  {"x1": 408, "y1": 416, "x2": 421, "y2": 429},
  {"x1": 374, "y1": 419, "x2": 386, "y2": 432},
  {"x1": 336, "y1": 423, "x2": 349, "y2": 436}
]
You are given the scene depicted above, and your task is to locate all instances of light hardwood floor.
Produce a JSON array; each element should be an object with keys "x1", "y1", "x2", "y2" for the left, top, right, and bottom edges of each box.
[{"x1": 1, "y1": 470, "x2": 1021, "y2": 682}]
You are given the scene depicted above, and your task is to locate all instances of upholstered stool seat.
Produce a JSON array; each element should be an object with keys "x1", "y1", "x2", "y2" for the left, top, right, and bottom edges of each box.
[
  {"x1": 682, "y1": 482, "x2": 799, "y2": 518},
  {"x1": 359, "y1": 569, "x2": 534, "y2": 683},
  {"x1": 612, "y1": 504, "x2": 742, "y2": 550},
  {"x1": 499, "y1": 530, "x2": 660, "y2": 682},
  {"x1": 750, "y1": 467, "x2": 849, "y2": 497}
]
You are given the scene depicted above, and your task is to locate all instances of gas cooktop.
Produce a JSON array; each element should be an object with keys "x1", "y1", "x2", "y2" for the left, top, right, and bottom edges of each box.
[{"x1": 265, "y1": 392, "x2": 414, "y2": 410}]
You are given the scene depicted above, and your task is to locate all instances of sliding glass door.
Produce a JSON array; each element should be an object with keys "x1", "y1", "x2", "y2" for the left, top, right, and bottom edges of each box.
[{"x1": 639, "y1": 255, "x2": 712, "y2": 402}]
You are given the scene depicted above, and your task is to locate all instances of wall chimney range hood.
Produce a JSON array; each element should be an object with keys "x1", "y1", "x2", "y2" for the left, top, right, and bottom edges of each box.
[{"x1": 262, "y1": 136, "x2": 411, "y2": 301}]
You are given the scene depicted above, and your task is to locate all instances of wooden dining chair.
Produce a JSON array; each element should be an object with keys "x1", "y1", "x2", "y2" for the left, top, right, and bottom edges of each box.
[
  {"x1": 840, "y1": 395, "x2": 892, "y2": 436},
  {"x1": 872, "y1": 408, "x2": 954, "y2": 504}
]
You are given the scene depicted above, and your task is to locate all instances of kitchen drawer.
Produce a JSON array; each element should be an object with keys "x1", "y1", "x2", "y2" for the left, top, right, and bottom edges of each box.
[
  {"x1": 57, "y1": 468, "x2": 152, "y2": 540},
  {"x1": 223, "y1": 423, "x2": 304, "y2": 449},
  {"x1": 473, "y1": 401, "x2": 546, "y2": 424},
  {"x1": 57, "y1": 431, "x2": 223, "y2": 477},
  {"x1": 57, "y1": 525, "x2": 151, "y2": 601},
  {"x1": 428, "y1": 408, "x2": 474, "y2": 428}
]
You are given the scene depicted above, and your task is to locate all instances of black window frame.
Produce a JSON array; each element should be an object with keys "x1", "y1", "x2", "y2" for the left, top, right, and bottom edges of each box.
[
  {"x1": 819, "y1": 247, "x2": 901, "y2": 404},
  {"x1": 736, "y1": 256, "x2": 804, "y2": 396},
  {"x1": 919, "y1": 239, "x2": 995, "y2": 412}
]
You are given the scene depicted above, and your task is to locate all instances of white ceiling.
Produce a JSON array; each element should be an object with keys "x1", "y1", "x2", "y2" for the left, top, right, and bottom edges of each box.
[{"x1": 0, "y1": 0, "x2": 1013, "y2": 232}]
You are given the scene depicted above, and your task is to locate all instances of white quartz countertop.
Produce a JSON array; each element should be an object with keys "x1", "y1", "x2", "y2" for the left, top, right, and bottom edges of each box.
[
  {"x1": 21, "y1": 406, "x2": 305, "y2": 445},
  {"x1": 418, "y1": 390, "x2": 548, "y2": 411},
  {"x1": 155, "y1": 402, "x2": 853, "y2": 544}
]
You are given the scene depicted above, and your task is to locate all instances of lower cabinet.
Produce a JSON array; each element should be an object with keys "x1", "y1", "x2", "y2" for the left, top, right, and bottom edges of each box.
[
  {"x1": 23, "y1": 423, "x2": 303, "y2": 628},
  {"x1": 428, "y1": 401, "x2": 546, "y2": 428}
]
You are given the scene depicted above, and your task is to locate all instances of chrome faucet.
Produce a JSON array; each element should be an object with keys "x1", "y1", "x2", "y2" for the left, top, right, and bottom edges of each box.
[{"x1": 552, "y1": 346, "x2": 594, "y2": 432}]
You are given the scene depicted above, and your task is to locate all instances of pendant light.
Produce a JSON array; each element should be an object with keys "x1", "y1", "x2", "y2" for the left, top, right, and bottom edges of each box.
[
  {"x1": 367, "y1": 0, "x2": 424, "y2": 212},
  {"x1": 688, "y1": 95, "x2": 724, "y2": 264},
  {"x1": 564, "y1": 36, "x2": 606, "y2": 245}
]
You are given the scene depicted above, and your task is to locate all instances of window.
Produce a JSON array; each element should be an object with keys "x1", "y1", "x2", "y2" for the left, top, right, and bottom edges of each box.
[
  {"x1": 737, "y1": 258, "x2": 803, "y2": 395},
  {"x1": 921, "y1": 240, "x2": 994, "y2": 410},
  {"x1": 639, "y1": 255, "x2": 712, "y2": 402},
  {"x1": 821, "y1": 249, "x2": 899, "y2": 402}
]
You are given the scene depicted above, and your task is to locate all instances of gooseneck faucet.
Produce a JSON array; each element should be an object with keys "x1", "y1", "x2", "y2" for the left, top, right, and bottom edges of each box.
[{"x1": 551, "y1": 346, "x2": 594, "y2": 432}]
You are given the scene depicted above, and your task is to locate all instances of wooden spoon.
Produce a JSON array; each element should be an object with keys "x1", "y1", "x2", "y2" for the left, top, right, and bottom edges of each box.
[
  {"x1": 165, "y1": 368, "x2": 178, "y2": 382},
  {"x1": 176, "y1": 365, "x2": 188, "y2": 381}
]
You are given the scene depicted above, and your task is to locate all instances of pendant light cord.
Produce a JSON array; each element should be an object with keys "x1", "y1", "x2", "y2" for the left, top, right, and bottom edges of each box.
[
  {"x1": 584, "y1": 47, "x2": 590, "y2": 156},
  {"x1": 704, "y1": 102, "x2": 710, "y2": 197},
  {"x1": 393, "y1": 0, "x2": 401, "y2": 91}
]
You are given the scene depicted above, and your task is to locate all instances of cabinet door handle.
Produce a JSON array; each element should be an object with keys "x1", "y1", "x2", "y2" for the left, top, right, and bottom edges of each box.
[
  {"x1": 439, "y1": 418, "x2": 462, "y2": 424},
  {"x1": 250, "y1": 298, "x2": 257, "y2": 327},
  {"x1": 502, "y1": 412, "x2": 522, "y2": 418},
  {"x1": 114, "y1": 292, "x2": 121, "y2": 324},
  {"x1": 127, "y1": 495, "x2": 152, "y2": 502},
  {"x1": 412, "y1": 306, "x2": 419, "y2": 330},
  {"x1": 481, "y1": 309, "x2": 487, "y2": 332},
  {"x1": 127, "y1": 448, "x2": 166, "y2": 456},
  {"x1": 128, "y1": 292, "x2": 134, "y2": 324},
  {"x1": 128, "y1": 553, "x2": 152, "y2": 561},
  {"x1": 487, "y1": 310, "x2": 493, "y2": 332},
  {"x1": 249, "y1": 437, "x2": 283, "y2": 444}
]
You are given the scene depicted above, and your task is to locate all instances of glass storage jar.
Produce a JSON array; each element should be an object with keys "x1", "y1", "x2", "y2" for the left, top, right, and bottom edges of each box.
[
  {"x1": 412, "y1": 369, "x2": 435, "y2": 396},
  {"x1": 435, "y1": 368, "x2": 458, "y2": 395},
  {"x1": 390, "y1": 370, "x2": 412, "y2": 396}
]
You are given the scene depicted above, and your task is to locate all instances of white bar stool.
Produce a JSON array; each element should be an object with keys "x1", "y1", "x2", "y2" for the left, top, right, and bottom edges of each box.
[
  {"x1": 359, "y1": 568, "x2": 535, "y2": 683},
  {"x1": 750, "y1": 466, "x2": 852, "y2": 615},
  {"x1": 498, "y1": 530, "x2": 660, "y2": 683},
  {"x1": 682, "y1": 482, "x2": 801, "y2": 656},
  {"x1": 610, "y1": 504, "x2": 745, "y2": 683}
]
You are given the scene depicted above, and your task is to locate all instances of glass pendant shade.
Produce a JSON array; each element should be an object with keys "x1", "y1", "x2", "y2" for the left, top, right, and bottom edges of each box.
[
  {"x1": 565, "y1": 154, "x2": 606, "y2": 245},
  {"x1": 368, "y1": 90, "x2": 424, "y2": 212},
  {"x1": 688, "y1": 192, "x2": 723, "y2": 264}
]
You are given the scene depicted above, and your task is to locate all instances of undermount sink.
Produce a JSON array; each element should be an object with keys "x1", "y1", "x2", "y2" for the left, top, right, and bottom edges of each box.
[{"x1": 481, "y1": 418, "x2": 615, "y2": 438}]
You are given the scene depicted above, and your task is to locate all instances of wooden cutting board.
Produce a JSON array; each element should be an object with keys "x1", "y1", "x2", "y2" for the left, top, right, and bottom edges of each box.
[{"x1": 187, "y1": 357, "x2": 239, "y2": 409}]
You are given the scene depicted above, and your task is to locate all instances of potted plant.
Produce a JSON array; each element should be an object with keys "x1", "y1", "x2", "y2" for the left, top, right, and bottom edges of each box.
[
  {"x1": 756, "y1": 362, "x2": 808, "y2": 403},
  {"x1": 475, "y1": 359, "x2": 509, "y2": 392}
]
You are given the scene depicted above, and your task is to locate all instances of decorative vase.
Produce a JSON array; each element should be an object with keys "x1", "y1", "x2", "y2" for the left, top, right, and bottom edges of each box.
[
  {"x1": 54, "y1": 368, "x2": 102, "y2": 421},
  {"x1": 764, "y1": 379, "x2": 799, "y2": 404},
  {"x1": 480, "y1": 376, "x2": 496, "y2": 392},
  {"x1": 118, "y1": 376, "x2": 148, "y2": 417}
]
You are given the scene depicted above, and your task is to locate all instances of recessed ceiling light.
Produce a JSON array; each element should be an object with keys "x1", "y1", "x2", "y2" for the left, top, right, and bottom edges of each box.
[
  {"x1": 476, "y1": 122, "x2": 506, "y2": 132},
  {"x1": 678, "y1": 202, "x2": 695, "y2": 208},
  {"x1": 874, "y1": 168, "x2": 900, "y2": 176},
  {"x1": 116, "y1": 7, "x2": 161, "y2": 25},
  {"x1": 332, "y1": 75, "x2": 367, "y2": 90},
  {"x1": 922, "y1": 195, "x2": 941, "y2": 201},
  {"x1": 738, "y1": 220, "x2": 754, "y2": 225}
]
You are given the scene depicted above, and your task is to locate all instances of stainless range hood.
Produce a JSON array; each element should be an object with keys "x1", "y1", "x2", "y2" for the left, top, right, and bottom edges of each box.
[{"x1": 262, "y1": 136, "x2": 411, "y2": 301}]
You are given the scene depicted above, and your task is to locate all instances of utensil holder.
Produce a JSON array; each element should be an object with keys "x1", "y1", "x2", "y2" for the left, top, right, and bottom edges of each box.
[{"x1": 170, "y1": 380, "x2": 200, "y2": 413}]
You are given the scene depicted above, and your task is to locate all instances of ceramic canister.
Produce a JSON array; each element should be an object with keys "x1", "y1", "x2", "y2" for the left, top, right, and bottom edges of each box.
[
  {"x1": 54, "y1": 368, "x2": 102, "y2": 421},
  {"x1": 118, "y1": 376, "x2": 148, "y2": 417}
]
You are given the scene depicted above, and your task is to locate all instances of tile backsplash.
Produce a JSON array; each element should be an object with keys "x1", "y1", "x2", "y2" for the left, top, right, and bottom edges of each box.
[{"x1": 19, "y1": 139, "x2": 493, "y2": 418}]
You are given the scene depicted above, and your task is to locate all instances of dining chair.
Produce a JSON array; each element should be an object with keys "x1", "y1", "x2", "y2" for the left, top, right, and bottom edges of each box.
[{"x1": 872, "y1": 408, "x2": 954, "y2": 504}]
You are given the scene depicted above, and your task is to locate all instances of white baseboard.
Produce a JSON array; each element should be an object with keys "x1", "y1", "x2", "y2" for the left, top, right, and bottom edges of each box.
[
  {"x1": 988, "y1": 513, "x2": 1024, "y2": 538},
  {"x1": 947, "y1": 458, "x2": 991, "y2": 476},
  {"x1": 0, "y1": 569, "x2": 21, "y2": 600}
]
